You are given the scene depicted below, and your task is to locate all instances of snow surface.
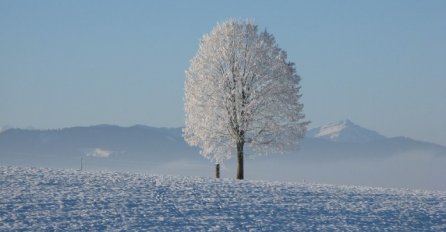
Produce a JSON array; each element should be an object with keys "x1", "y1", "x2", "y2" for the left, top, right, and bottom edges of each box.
[{"x1": 1, "y1": 166, "x2": 445, "y2": 231}]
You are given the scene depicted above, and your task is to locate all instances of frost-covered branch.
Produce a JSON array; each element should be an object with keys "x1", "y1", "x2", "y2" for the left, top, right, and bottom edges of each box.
[{"x1": 184, "y1": 20, "x2": 309, "y2": 164}]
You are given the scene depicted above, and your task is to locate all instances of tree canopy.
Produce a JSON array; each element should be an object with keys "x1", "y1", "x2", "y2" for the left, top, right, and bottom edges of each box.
[{"x1": 184, "y1": 20, "x2": 308, "y2": 179}]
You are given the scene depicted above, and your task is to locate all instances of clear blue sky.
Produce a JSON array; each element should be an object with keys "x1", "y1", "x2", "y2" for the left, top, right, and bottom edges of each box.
[{"x1": 1, "y1": 0, "x2": 445, "y2": 146}]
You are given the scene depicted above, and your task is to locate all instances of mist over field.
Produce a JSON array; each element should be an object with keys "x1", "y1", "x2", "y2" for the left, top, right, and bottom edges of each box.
[
  {"x1": 2, "y1": 120, "x2": 445, "y2": 191},
  {"x1": 249, "y1": 151, "x2": 446, "y2": 191}
]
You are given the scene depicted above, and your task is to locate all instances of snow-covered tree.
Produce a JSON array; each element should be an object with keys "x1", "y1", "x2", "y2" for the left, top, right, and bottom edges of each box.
[{"x1": 184, "y1": 20, "x2": 309, "y2": 179}]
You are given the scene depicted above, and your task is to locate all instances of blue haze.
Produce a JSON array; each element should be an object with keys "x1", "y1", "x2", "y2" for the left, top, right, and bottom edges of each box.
[{"x1": 1, "y1": 0, "x2": 445, "y2": 145}]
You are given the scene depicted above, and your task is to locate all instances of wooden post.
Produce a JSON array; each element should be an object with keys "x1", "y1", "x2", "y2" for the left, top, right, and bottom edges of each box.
[{"x1": 215, "y1": 163, "x2": 220, "y2": 178}]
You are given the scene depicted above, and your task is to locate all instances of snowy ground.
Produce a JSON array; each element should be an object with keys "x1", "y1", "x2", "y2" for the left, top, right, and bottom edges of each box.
[{"x1": 1, "y1": 166, "x2": 445, "y2": 231}]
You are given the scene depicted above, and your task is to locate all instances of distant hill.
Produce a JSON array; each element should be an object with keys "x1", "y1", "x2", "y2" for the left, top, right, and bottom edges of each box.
[{"x1": 0, "y1": 125, "x2": 202, "y2": 171}]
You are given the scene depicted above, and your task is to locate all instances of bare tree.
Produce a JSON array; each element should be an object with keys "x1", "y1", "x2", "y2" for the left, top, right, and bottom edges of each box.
[{"x1": 184, "y1": 20, "x2": 309, "y2": 179}]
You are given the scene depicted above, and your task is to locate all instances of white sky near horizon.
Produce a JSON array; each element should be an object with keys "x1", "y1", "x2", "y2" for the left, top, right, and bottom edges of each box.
[{"x1": 0, "y1": 0, "x2": 445, "y2": 146}]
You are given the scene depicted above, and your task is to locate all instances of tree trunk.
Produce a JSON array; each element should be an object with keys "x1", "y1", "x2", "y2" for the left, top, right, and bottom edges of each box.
[{"x1": 236, "y1": 141, "x2": 244, "y2": 180}]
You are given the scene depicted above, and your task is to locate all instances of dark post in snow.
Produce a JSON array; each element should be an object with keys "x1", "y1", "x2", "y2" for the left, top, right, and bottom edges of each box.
[
  {"x1": 80, "y1": 157, "x2": 84, "y2": 171},
  {"x1": 215, "y1": 163, "x2": 220, "y2": 178}
]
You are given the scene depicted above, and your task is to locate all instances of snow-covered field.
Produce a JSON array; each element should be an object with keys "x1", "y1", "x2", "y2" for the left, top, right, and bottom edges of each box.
[{"x1": 1, "y1": 166, "x2": 445, "y2": 231}]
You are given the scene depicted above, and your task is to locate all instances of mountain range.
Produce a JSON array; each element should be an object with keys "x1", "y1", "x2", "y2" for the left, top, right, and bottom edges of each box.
[
  {"x1": 1, "y1": 119, "x2": 445, "y2": 164},
  {"x1": 302, "y1": 120, "x2": 446, "y2": 160},
  {"x1": 1, "y1": 120, "x2": 446, "y2": 190}
]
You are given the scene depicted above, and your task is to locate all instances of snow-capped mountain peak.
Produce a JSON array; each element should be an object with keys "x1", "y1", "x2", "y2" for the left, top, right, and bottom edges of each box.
[
  {"x1": 307, "y1": 119, "x2": 386, "y2": 143},
  {"x1": 314, "y1": 119, "x2": 352, "y2": 139}
]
